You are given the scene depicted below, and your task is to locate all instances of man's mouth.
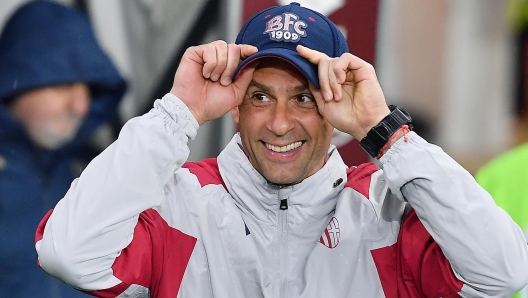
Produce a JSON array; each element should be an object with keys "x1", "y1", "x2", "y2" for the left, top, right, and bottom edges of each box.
[{"x1": 265, "y1": 141, "x2": 303, "y2": 153}]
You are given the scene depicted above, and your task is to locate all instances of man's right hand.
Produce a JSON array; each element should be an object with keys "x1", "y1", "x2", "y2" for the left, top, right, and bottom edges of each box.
[{"x1": 170, "y1": 41, "x2": 258, "y2": 125}]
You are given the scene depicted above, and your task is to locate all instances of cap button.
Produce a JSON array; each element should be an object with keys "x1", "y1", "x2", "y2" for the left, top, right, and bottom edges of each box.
[{"x1": 290, "y1": 2, "x2": 301, "y2": 6}]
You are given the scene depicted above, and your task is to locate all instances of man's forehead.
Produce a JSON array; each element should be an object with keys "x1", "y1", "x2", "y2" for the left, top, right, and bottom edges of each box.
[
  {"x1": 250, "y1": 57, "x2": 309, "y2": 92},
  {"x1": 248, "y1": 78, "x2": 309, "y2": 95}
]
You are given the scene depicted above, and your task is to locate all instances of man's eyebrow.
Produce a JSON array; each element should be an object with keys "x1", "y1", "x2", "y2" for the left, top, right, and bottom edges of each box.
[
  {"x1": 248, "y1": 80, "x2": 272, "y2": 93},
  {"x1": 248, "y1": 80, "x2": 309, "y2": 94},
  {"x1": 292, "y1": 83, "x2": 309, "y2": 93}
]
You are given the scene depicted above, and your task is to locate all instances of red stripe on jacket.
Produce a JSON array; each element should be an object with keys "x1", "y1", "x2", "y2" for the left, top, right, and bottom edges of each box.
[
  {"x1": 342, "y1": 163, "x2": 463, "y2": 296},
  {"x1": 344, "y1": 162, "x2": 378, "y2": 199},
  {"x1": 36, "y1": 209, "x2": 197, "y2": 297},
  {"x1": 86, "y1": 209, "x2": 197, "y2": 297},
  {"x1": 183, "y1": 158, "x2": 226, "y2": 189},
  {"x1": 371, "y1": 209, "x2": 464, "y2": 297}
]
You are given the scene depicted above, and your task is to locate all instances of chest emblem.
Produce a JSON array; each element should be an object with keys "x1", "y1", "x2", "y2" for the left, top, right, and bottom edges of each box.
[{"x1": 319, "y1": 217, "x2": 340, "y2": 248}]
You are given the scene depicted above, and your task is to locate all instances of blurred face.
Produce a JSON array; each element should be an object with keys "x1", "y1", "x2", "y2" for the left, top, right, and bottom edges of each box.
[
  {"x1": 9, "y1": 83, "x2": 91, "y2": 149},
  {"x1": 232, "y1": 59, "x2": 333, "y2": 185}
]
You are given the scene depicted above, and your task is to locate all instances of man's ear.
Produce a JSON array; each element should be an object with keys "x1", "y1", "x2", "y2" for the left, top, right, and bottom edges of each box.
[{"x1": 231, "y1": 106, "x2": 240, "y2": 123}]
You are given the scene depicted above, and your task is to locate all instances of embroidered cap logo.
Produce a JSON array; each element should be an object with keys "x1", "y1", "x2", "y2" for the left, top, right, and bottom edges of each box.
[{"x1": 264, "y1": 13, "x2": 307, "y2": 42}]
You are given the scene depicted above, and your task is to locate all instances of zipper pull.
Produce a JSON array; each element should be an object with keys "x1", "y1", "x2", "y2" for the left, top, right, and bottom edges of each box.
[{"x1": 280, "y1": 199, "x2": 288, "y2": 210}]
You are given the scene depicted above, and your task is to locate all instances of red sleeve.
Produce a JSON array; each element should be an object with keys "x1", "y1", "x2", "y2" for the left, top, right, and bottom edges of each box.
[
  {"x1": 35, "y1": 160, "x2": 220, "y2": 297},
  {"x1": 87, "y1": 159, "x2": 221, "y2": 296},
  {"x1": 371, "y1": 209, "x2": 464, "y2": 298},
  {"x1": 86, "y1": 209, "x2": 197, "y2": 297}
]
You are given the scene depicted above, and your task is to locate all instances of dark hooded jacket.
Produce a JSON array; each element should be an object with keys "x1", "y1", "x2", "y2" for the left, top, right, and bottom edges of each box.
[{"x1": 0, "y1": 1, "x2": 126, "y2": 297}]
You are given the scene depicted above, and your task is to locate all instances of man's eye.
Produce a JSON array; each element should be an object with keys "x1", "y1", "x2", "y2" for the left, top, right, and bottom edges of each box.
[
  {"x1": 296, "y1": 95, "x2": 314, "y2": 104},
  {"x1": 293, "y1": 94, "x2": 317, "y2": 109},
  {"x1": 254, "y1": 93, "x2": 270, "y2": 102}
]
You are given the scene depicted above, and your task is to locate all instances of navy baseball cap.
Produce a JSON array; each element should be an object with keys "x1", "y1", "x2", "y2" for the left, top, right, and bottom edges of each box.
[{"x1": 232, "y1": 2, "x2": 348, "y2": 89}]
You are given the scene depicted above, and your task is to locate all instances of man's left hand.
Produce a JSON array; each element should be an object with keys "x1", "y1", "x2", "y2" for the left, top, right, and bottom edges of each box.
[{"x1": 297, "y1": 45, "x2": 390, "y2": 141}]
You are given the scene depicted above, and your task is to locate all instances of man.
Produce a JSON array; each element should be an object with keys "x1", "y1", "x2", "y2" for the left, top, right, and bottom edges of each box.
[
  {"x1": 36, "y1": 3, "x2": 528, "y2": 297},
  {"x1": 0, "y1": 1, "x2": 126, "y2": 297}
]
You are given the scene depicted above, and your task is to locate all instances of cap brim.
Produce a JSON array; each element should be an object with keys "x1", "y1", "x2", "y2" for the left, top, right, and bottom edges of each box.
[{"x1": 232, "y1": 47, "x2": 320, "y2": 89}]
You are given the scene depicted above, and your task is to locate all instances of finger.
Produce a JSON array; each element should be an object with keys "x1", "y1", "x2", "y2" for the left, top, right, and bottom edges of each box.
[
  {"x1": 329, "y1": 56, "x2": 355, "y2": 101},
  {"x1": 239, "y1": 44, "x2": 258, "y2": 59},
  {"x1": 341, "y1": 53, "x2": 377, "y2": 84},
  {"x1": 328, "y1": 61, "x2": 342, "y2": 101},
  {"x1": 219, "y1": 44, "x2": 240, "y2": 86},
  {"x1": 333, "y1": 56, "x2": 350, "y2": 85},
  {"x1": 308, "y1": 81, "x2": 326, "y2": 116},
  {"x1": 297, "y1": 45, "x2": 329, "y2": 65},
  {"x1": 198, "y1": 44, "x2": 217, "y2": 79},
  {"x1": 233, "y1": 60, "x2": 260, "y2": 104},
  {"x1": 210, "y1": 40, "x2": 229, "y2": 82},
  {"x1": 234, "y1": 59, "x2": 259, "y2": 87},
  {"x1": 317, "y1": 57, "x2": 333, "y2": 101},
  {"x1": 297, "y1": 45, "x2": 334, "y2": 100}
]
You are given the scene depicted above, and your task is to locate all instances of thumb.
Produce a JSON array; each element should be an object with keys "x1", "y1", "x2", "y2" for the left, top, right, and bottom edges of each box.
[{"x1": 232, "y1": 60, "x2": 260, "y2": 94}]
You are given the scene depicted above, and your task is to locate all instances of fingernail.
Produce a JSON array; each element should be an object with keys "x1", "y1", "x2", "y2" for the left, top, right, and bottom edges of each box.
[
  {"x1": 334, "y1": 93, "x2": 340, "y2": 100},
  {"x1": 205, "y1": 72, "x2": 211, "y2": 79},
  {"x1": 323, "y1": 92, "x2": 332, "y2": 100},
  {"x1": 221, "y1": 77, "x2": 232, "y2": 85},
  {"x1": 211, "y1": 74, "x2": 220, "y2": 81}
]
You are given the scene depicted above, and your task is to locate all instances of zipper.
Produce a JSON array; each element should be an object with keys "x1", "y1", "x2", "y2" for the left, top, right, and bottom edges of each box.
[
  {"x1": 277, "y1": 187, "x2": 291, "y2": 298},
  {"x1": 280, "y1": 199, "x2": 288, "y2": 210}
]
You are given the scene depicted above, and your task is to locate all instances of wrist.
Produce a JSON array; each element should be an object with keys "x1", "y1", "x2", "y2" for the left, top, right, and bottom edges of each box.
[
  {"x1": 357, "y1": 110, "x2": 391, "y2": 140},
  {"x1": 359, "y1": 105, "x2": 413, "y2": 158},
  {"x1": 169, "y1": 90, "x2": 206, "y2": 125},
  {"x1": 375, "y1": 125, "x2": 410, "y2": 158}
]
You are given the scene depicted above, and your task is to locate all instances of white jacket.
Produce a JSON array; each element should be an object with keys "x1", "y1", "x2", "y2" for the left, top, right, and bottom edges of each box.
[{"x1": 36, "y1": 93, "x2": 528, "y2": 297}]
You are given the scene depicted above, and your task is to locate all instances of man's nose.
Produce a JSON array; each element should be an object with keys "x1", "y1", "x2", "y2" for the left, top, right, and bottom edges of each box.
[{"x1": 267, "y1": 101, "x2": 295, "y2": 136}]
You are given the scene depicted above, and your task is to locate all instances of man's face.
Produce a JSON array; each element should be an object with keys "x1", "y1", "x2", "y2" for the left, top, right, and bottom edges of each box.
[
  {"x1": 9, "y1": 83, "x2": 91, "y2": 149},
  {"x1": 232, "y1": 58, "x2": 333, "y2": 185}
]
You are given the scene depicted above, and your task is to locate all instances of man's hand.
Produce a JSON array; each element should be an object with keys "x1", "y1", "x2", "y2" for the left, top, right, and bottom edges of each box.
[
  {"x1": 297, "y1": 45, "x2": 390, "y2": 140},
  {"x1": 170, "y1": 41, "x2": 258, "y2": 125}
]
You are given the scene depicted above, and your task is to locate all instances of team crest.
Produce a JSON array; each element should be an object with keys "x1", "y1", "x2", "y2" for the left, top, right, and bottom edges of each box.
[
  {"x1": 319, "y1": 217, "x2": 340, "y2": 248},
  {"x1": 263, "y1": 13, "x2": 307, "y2": 42}
]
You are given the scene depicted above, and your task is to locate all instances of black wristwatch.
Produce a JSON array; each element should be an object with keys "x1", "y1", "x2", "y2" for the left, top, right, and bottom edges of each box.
[{"x1": 359, "y1": 105, "x2": 413, "y2": 158}]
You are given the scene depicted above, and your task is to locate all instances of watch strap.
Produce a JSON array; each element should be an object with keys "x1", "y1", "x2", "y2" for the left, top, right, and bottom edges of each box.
[{"x1": 359, "y1": 105, "x2": 413, "y2": 158}]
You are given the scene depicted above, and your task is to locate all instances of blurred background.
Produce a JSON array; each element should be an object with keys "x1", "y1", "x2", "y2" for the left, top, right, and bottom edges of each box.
[{"x1": 1, "y1": 0, "x2": 526, "y2": 173}]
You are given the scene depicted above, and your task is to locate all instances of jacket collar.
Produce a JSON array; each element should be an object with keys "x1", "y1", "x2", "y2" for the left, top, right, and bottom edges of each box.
[{"x1": 218, "y1": 133, "x2": 348, "y2": 225}]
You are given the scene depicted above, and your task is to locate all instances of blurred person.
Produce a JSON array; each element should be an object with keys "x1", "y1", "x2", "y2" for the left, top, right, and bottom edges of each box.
[
  {"x1": 0, "y1": 1, "x2": 126, "y2": 297},
  {"x1": 35, "y1": 3, "x2": 528, "y2": 297},
  {"x1": 476, "y1": 142, "x2": 528, "y2": 298}
]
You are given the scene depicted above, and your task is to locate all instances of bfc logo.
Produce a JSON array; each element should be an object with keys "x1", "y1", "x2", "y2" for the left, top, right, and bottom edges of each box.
[
  {"x1": 264, "y1": 13, "x2": 307, "y2": 42},
  {"x1": 319, "y1": 217, "x2": 340, "y2": 249}
]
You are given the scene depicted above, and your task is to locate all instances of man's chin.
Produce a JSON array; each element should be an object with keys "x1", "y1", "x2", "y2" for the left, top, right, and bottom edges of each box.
[{"x1": 262, "y1": 171, "x2": 302, "y2": 186}]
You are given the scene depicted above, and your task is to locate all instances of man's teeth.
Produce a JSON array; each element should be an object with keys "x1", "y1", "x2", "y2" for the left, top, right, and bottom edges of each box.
[{"x1": 266, "y1": 141, "x2": 302, "y2": 152}]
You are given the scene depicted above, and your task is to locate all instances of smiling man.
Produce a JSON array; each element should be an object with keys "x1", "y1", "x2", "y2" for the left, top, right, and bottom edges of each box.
[
  {"x1": 234, "y1": 59, "x2": 333, "y2": 185},
  {"x1": 35, "y1": 3, "x2": 528, "y2": 298}
]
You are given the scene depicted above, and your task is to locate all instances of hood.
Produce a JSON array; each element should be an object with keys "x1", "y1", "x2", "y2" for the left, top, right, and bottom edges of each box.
[{"x1": 0, "y1": 1, "x2": 126, "y2": 148}]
